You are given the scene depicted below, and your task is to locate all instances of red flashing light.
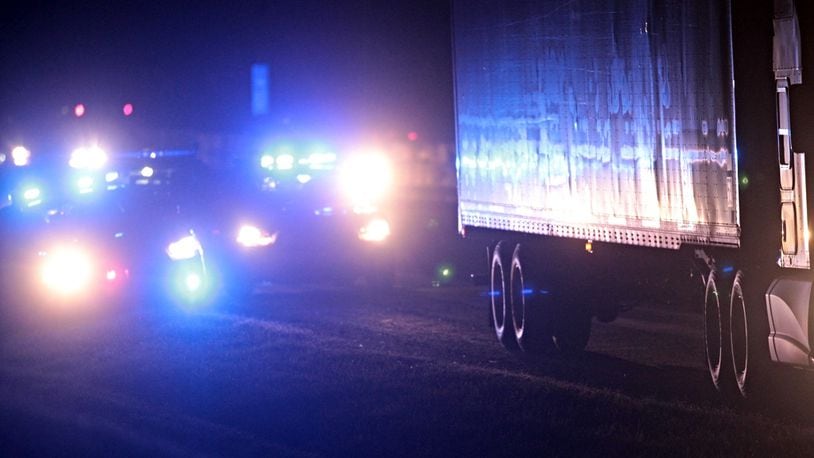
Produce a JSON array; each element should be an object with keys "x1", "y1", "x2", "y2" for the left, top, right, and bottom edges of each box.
[
  {"x1": 407, "y1": 131, "x2": 419, "y2": 142},
  {"x1": 123, "y1": 103, "x2": 134, "y2": 116},
  {"x1": 74, "y1": 103, "x2": 86, "y2": 117}
]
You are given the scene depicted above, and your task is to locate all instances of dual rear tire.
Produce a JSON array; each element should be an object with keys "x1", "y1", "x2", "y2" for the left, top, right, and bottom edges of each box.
[
  {"x1": 704, "y1": 268, "x2": 769, "y2": 400},
  {"x1": 490, "y1": 241, "x2": 590, "y2": 355}
]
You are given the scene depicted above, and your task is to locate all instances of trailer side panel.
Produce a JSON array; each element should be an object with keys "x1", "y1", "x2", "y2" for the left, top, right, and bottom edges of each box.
[{"x1": 454, "y1": 0, "x2": 739, "y2": 249}]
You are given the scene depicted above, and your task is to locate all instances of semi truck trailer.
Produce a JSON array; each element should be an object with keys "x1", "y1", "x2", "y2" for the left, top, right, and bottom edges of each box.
[{"x1": 453, "y1": 0, "x2": 813, "y2": 398}]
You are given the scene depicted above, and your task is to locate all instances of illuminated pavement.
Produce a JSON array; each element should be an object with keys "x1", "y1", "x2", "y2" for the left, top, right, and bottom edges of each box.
[{"x1": 3, "y1": 275, "x2": 814, "y2": 456}]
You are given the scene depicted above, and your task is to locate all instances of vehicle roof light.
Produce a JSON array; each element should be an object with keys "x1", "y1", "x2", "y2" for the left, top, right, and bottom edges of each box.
[
  {"x1": 276, "y1": 154, "x2": 294, "y2": 170},
  {"x1": 260, "y1": 154, "x2": 274, "y2": 169},
  {"x1": 308, "y1": 152, "x2": 337, "y2": 170}
]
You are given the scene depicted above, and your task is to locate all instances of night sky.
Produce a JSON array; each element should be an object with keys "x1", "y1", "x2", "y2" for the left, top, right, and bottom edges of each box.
[{"x1": 0, "y1": 1, "x2": 454, "y2": 143}]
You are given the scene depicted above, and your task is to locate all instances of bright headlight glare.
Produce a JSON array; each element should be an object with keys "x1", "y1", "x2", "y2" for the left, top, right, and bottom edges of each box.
[
  {"x1": 358, "y1": 218, "x2": 391, "y2": 243},
  {"x1": 41, "y1": 246, "x2": 95, "y2": 295},
  {"x1": 341, "y1": 153, "x2": 393, "y2": 208},
  {"x1": 70, "y1": 145, "x2": 108, "y2": 169},
  {"x1": 166, "y1": 234, "x2": 201, "y2": 260},
  {"x1": 260, "y1": 154, "x2": 274, "y2": 169},
  {"x1": 236, "y1": 225, "x2": 277, "y2": 248},
  {"x1": 12, "y1": 146, "x2": 31, "y2": 166}
]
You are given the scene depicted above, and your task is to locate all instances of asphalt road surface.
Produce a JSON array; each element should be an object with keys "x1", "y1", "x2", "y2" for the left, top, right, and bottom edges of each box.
[
  {"x1": 4, "y1": 198, "x2": 814, "y2": 456},
  {"x1": 4, "y1": 271, "x2": 814, "y2": 457}
]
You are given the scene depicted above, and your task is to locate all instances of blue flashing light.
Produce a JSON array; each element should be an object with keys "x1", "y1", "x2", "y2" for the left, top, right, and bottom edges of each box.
[
  {"x1": 722, "y1": 265, "x2": 734, "y2": 274},
  {"x1": 522, "y1": 288, "x2": 534, "y2": 296}
]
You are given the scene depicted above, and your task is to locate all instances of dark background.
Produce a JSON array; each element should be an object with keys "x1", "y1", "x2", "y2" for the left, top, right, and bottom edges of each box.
[{"x1": 0, "y1": 1, "x2": 454, "y2": 143}]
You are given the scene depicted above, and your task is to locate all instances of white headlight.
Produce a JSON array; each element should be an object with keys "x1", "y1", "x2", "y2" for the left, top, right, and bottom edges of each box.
[
  {"x1": 167, "y1": 234, "x2": 202, "y2": 260},
  {"x1": 11, "y1": 146, "x2": 31, "y2": 166},
  {"x1": 69, "y1": 145, "x2": 108, "y2": 169},
  {"x1": 340, "y1": 153, "x2": 393, "y2": 212},
  {"x1": 41, "y1": 246, "x2": 95, "y2": 295},
  {"x1": 236, "y1": 225, "x2": 277, "y2": 248},
  {"x1": 358, "y1": 218, "x2": 391, "y2": 243}
]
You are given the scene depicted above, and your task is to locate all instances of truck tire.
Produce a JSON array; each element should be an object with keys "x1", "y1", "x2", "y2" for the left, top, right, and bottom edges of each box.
[
  {"x1": 510, "y1": 243, "x2": 554, "y2": 353},
  {"x1": 729, "y1": 270, "x2": 770, "y2": 400},
  {"x1": 490, "y1": 241, "x2": 516, "y2": 349},
  {"x1": 704, "y1": 269, "x2": 733, "y2": 394}
]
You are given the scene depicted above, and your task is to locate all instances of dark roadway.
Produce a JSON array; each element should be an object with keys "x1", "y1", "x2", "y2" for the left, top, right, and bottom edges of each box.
[
  {"x1": 3, "y1": 200, "x2": 814, "y2": 456},
  {"x1": 4, "y1": 277, "x2": 814, "y2": 456}
]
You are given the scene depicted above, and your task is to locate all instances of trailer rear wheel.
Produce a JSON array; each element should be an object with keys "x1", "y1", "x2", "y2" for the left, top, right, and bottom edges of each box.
[
  {"x1": 729, "y1": 270, "x2": 770, "y2": 400},
  {"x1": 704, "y1": 270, "x2": 733, "y2": 393},
  {"x1": 510, "y1": 243, "x2": 553, "y2": 353},
  {"x1": 490, "y1": 241, "x2": 516, "y2": 349}
]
